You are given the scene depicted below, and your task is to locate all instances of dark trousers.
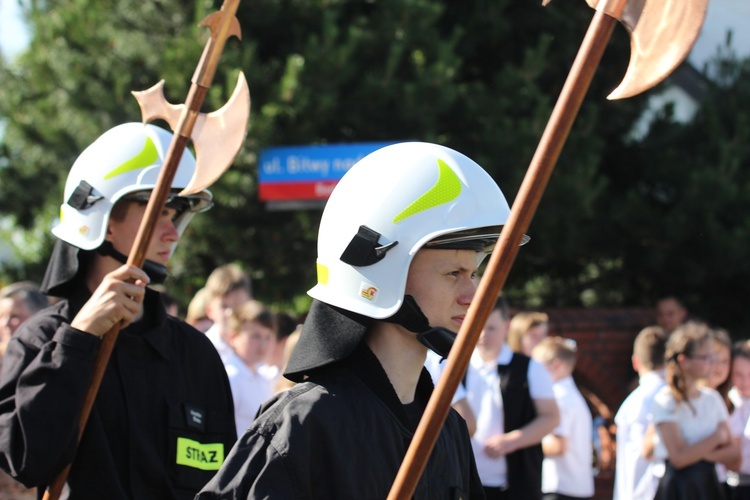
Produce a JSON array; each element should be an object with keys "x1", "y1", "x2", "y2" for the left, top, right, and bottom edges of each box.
[
  {"x1": 483, "y1": 486, "x2": 509, "y2": 500},
  {"x1": 542, "y1": 494, "x2": 592, "y2": 500},
  {"x1": 729, "y1": 484, "x2": 750, "y2": 500}
]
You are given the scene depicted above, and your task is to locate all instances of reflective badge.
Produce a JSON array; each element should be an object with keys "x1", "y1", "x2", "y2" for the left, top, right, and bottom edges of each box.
[
  {"x1": 360, "y1": 282, "x2": 378, "y2": 301},
  {"x1": 176, "y1": 437, "x2": 224, "y2": 471}
]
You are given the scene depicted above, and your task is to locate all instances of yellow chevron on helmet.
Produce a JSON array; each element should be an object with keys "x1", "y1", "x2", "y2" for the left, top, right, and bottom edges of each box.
[
  {"x1": 392, "y1": 159, "x2": 462, "y2": 224},
  {"x1": 103, "y1": 136, "x2": 159, "y2": 180}
]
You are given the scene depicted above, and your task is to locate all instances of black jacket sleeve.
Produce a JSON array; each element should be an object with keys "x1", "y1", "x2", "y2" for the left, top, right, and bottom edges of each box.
[
  {"x1": 196, "y1": 429, "x2": 300, "y2": 500},
  {"x1": 0, "y1": 310, "x2": 99, "y2": 487}
]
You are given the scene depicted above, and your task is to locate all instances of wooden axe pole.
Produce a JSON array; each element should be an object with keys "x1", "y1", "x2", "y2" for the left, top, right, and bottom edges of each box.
[{"x1": 388, "y1": 10, "x2": 618, "y2": 499}]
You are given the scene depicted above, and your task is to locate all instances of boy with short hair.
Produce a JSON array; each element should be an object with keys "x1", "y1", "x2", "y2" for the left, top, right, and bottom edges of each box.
[
  {"x1": 203, "y1": 263, "x2": 252, "y2": 361},
  {"x1": 613, "y1": 325, "x2": 668, "y2": 500},
  {"x1": 532, "y1": 337, "x2": 594, "y2": 500},
  {"x1": 465, "y1": 297, "x2": 559, "y2": 500}
]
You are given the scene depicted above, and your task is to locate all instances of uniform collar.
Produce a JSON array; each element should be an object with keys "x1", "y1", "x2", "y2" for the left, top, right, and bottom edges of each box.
[
  {"x1": 126, "y1": 287, "x2": 171, "y2": 361},
  {"x1": 343, "y1": 341, "x2": 433, "y2": 432}
]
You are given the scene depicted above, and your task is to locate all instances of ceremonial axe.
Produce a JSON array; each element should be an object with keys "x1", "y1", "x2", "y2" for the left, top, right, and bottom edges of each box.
[
  {"x1": 43, "y1": 0, "x2": 250, "y2": 498},
  {"x1": 388, "y1": 0, "x2": 708, "y2": 498}
]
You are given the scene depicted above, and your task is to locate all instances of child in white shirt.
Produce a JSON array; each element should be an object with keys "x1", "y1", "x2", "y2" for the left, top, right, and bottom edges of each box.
[
  {"x1": 613, "y1": 325, "x2": 668, "y2": 500},
  {"x1": 532, "y1": 336, "x2": 594, "y2": 500},
  {"x1": 651, "y1": 322, "x2": 739, "y2": 499},
  {"x1": 729, "y1": 340, "x2": 750, "y2": 497},
  {"x1": 225, "y1": 300, "x2": 279, "y2": 437}
]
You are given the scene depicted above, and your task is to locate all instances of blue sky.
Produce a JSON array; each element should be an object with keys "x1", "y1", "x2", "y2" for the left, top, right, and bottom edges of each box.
[{"x1": 0, "y1": 0, "x2": 30, "y2": 60}]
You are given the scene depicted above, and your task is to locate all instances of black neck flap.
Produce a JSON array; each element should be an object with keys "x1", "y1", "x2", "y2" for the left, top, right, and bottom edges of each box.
[
  {"x1": 284, "y1": 300, "x2": 374, "y2": 382},
  {"x1": 97, "y1": 241, "x2": 167, "y2": 284}
]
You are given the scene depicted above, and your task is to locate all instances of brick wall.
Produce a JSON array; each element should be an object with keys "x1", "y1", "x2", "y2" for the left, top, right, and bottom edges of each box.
[{"x1": 543, "y1": 307, "x2": 656, "y2": 500}]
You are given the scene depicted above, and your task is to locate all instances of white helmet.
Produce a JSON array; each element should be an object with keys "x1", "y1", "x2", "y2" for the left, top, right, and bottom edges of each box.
[
  {"x1": 308, "y1": 142, "x2": 513, "y2": 320},
  {"x1": 52, "y1": 122, "x2": 212, "y2": 251}
]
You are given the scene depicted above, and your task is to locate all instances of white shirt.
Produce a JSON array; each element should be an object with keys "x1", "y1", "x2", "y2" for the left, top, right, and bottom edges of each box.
[
  {"x1": 465, "y1": 343, "x2": 555, "y2": 487},
  {"x1": 224, "y1": 355, "x2": 279, "y2": 437},
  {"x1": 729, "y1": 388, "x2": 750, "y2": 476},
  {"x1": 424, "y1": 350, "x2": 467, "y2": 405},
  {"x1": 613, "y1": 370, "x2": 666, "y2": 500},
  {"x1": 542, "y1": 375, "x2": 595, "y2": 497},
  {"x1": 651, "y1": 385, "x2": 729, "y2": 461},
  {"x1": 205, "y1": 323, "x2": 235, "y2": 363}
]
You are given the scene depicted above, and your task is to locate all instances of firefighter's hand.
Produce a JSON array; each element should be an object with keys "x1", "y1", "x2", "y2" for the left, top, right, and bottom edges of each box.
[{"x1": 71, "y1": 265, "x2": 150, "y2": 337}]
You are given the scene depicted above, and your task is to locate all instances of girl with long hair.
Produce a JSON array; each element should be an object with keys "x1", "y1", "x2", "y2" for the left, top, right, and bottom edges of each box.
[{"x1": 651, "y1": 321, "x2": 740, "y2": 499}]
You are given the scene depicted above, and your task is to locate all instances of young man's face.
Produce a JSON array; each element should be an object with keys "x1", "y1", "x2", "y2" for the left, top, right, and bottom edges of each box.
[
  {"x1": 106, "y1": 201, "x2": 179, "y2": 266},
  {"x1": 404, "y1": 249, "x2": 479, "y2": 333}
]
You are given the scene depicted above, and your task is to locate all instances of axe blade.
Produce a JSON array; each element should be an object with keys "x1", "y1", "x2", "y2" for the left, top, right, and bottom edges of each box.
[
  {"x1": 607, "y1": 0, "x2": 709, "y2": 100},
  {"x1": 179, "y1": 71, "x2": 251, "y2": 195},
  {"x1": 132, "y1": 80, "x2": 184, "y2": 130},
  {"x1": 552, "y1": 0, "x2": 708, "y2": 100}
]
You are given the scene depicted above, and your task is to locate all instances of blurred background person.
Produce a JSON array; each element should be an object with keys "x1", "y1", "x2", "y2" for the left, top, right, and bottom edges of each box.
[
  {"x1": 0, "y1": 282, "x2": 49, "y2": 363},
  {"x1": 203, "y1": 263, "x2": 252, "y2": 361},
  {"x1": 274, "y1": 325, "x2": 302, "y2": 393},
  {"x1": 0, "y1": 282, "x2": 48, "y2": 339},
  {"x1": 727, "y1": 340, "x2": 750, "y2": 498},
  {"x1": 651, "y1": 322, "x2": 739, "y2": 499},
  {"x1": 508, "y1": 311, "x2": 549, "y2": 357},
  {"x1": 265, "y1": 311, "x2": 299, "y2": 371},
  {"x1": 703, "y1": 328, "x2": 737, "y2": 492},
  {"x1": 185, "y1": 287, "x2": 213, "y2": 333},
  {"x1": 705, "y1": 328, "x2": 734, "y2": 412},
  {"x1": 655, "y1": 296, "x2": 688, "y2": 334},
  {"x1": 465, "y1": 297, "x2": 558, "y2": 500},
  {"x1": 532, "y1": 337, "x2": 595, "y2": 500},
  {"x1": 225, "y1": 300, "x2": 278, "y2": 437},
  {"x1": 613, "y1": 325, "x2": 668, "y2": 500}
]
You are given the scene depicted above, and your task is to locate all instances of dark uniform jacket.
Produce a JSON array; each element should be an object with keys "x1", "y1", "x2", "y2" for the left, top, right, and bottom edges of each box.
[
  {"x1": 0, "y1": 287, "x2": 236, "y2": 499},
  {"x1": 197, "y1": 341, "x2": 484, "y2": 499}
]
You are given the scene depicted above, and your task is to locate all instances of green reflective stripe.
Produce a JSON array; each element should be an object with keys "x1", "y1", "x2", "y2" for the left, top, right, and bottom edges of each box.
[
  {"x1": 103, "y1": 137, "x2": 159, "y2": 180},
  {"x1": 175, "y1": 437, "x2": 224, "y2": 471},
  {"x1": 392, "y1": 159, "x2": 462, "y2": 223}
]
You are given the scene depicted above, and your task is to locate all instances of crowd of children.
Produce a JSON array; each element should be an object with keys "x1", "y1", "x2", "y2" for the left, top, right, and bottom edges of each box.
[{"x1": 614, "y1": 305, "x2": 750, "y2": 500}]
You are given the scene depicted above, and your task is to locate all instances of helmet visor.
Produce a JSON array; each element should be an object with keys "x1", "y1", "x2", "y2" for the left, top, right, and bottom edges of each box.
[
  {"x1": 424, "y1": 226, "x2": 530, "y2": 253},
  {"x1": 122, "y1": 190, "x2": 213, "y2": 218}
]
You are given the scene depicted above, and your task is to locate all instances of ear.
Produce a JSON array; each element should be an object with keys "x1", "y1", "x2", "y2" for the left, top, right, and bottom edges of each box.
[
  {"x1": 632, "y1": 355, "x2": 640, "y2": 372},
  {"x1": 676, "y1": 353, "x2": 688, "y2": 366}
]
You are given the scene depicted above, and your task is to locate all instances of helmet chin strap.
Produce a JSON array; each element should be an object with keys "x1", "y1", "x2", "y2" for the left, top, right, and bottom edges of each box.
[
  {"x1": 97, "y1": 241, "x2": 168, "y2": 285},
  {"x1": 385, "y1": 295, "x2": 458, "y2": 359}
]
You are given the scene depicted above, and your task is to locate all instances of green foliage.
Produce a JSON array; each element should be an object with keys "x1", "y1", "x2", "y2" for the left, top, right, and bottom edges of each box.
[{"x1": 2, "y1": 1, "x2": 749, "y2": 333}]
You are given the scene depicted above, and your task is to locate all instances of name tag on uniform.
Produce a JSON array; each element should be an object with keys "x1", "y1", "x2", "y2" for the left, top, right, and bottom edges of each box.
[
  {"x1": 184, "y1": 404, "x2": 206, "y2": 432},
  {"x1": 176, "y1": 437, "x2": 224, "y2": 470}
]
